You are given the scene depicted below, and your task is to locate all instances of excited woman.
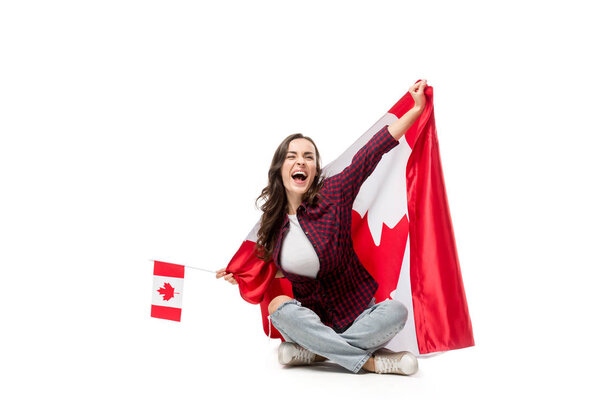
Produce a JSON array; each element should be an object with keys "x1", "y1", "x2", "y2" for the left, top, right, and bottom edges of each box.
[{"x1": 217, "y1": 80, "x2": 428, "y2": 375}]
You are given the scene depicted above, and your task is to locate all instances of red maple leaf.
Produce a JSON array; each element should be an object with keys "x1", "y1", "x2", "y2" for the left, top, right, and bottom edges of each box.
[
  {"x1": 157, "y1": 282, "x2": 176, "y2": 301},
  {"x1": 351, "y1": 209, "x2": 409, "y2": 303}
]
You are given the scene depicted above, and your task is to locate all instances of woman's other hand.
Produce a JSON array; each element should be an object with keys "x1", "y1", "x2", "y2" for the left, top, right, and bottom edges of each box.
[
  {"x1": 216, "y1": 268, "x2": 238, "y2": 285},
  {"x1": 388, "y1": 79, "x2": 428, "y2": 141},
  {"x1": 409, "y1": 80, "x2": 427, "y2": 112}
]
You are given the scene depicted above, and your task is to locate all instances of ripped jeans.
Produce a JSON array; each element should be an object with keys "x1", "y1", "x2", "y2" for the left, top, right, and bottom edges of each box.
[{"x1": 268, "y1": 298, "x2": 408, "y2": 373}]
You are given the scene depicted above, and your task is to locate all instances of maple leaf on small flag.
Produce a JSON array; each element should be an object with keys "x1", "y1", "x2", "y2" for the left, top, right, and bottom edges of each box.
[
  {"x1": 151, "y1": 261, "x2": 184, "y2": 321},
  {"x1": 157, "y1": 282, "x2": 176, "y2": 301}
]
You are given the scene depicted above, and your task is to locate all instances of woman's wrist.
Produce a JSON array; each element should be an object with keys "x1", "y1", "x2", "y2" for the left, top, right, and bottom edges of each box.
[
  {"x1": 412, "y1": 105, "x2": 424, "y2": 115},
  {"x1": 388, "y1": 106, "x2": 423, "y2": 140}
]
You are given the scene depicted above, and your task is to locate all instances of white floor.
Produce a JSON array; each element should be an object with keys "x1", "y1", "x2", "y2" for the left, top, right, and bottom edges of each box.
[{"x1": 6, "y1": 282, "x2": 588, "y2": 400}]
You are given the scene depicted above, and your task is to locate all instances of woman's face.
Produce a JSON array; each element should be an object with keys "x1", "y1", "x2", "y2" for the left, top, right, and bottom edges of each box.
[{"x1": 281, "y1": 138, "x2": 318, "y2": 199}]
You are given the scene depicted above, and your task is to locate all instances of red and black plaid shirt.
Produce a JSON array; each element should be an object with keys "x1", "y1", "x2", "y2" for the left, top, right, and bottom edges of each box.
[{"x1": 272, "y1": 125, "x2": 399, "y2": 332}]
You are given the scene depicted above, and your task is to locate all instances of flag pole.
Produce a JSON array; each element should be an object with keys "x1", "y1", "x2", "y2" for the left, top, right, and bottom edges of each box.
[
  {"x1": 183, "y1": 265, "x2": 217, "y2": 274},
  {"x1": 149, "y1": 259, "x2": 216, "y2": 274}
]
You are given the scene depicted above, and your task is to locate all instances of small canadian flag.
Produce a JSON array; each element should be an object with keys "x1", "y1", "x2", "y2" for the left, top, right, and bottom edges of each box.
[{"x1": 151, "y1": 261, "x2": 184, "y2": 322}]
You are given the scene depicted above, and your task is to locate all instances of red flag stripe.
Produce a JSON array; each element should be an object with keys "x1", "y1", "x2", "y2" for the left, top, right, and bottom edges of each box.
[
  {"x1": 153, "y1": 261, "x2": 185, "y2": 279},
  {"x1": 151, "y1": 304, "x2": 182, "y2": 322}
]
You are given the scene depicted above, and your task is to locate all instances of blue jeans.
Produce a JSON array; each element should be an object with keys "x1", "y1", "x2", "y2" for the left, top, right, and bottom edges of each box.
[{"x1": 269, "y1": 298, "x2": 408, "y2": 373}]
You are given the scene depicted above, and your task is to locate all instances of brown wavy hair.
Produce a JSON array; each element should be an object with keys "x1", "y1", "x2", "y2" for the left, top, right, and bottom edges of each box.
[{"x1": 254, "y1": 133, "x2": 324, "y2": 261}]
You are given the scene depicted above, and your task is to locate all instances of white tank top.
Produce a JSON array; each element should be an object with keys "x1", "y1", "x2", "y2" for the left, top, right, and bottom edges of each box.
[{"x1": 279, "y1": 214, "x2": 320, "y2": 278}]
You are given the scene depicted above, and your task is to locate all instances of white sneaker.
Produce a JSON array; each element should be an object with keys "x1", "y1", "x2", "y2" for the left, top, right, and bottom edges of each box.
[
  {"x1": 278, "y1": 342, "x2": 317, "y2": 366},
  {"x1": 373, "y1": 350, "x2": 418, "y2": 375}
]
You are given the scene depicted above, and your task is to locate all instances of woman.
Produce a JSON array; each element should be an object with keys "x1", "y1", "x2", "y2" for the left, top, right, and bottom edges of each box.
[{"x1": 217, "y1": 80, "x2": 428, "y2": 375}]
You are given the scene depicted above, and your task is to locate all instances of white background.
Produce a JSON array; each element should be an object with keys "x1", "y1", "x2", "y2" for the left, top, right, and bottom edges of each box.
[{"x1": 1, "y1": 1, "x2": 599, "y2": 399}]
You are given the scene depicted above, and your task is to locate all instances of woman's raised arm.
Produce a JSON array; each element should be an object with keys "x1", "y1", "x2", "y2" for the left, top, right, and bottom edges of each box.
[{"x1": 387, "y1": 80, "x2": 427, "y2": 141}]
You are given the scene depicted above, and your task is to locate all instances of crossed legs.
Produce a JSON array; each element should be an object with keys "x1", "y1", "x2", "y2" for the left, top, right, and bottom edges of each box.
[{"x1": 268, "y1": 295, "x2": 408, "y2": 373}]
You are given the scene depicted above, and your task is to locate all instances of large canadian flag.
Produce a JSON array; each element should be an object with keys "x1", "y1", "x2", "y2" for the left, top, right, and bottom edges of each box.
[
  {"x1": 151, "y1": 261, "x2": 185, "y2": 322},
  {"x1": 226, "y1": 83, "x2": 474, "y2": 355}
]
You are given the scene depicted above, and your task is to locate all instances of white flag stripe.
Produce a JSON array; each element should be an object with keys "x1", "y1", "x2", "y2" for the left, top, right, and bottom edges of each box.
[
  {"x1": 354, "y1": 135, "x2": 412, "y2": 246},
  {"x1": 387, "y1": 235, "x2": 420, "y2": 354},
  {"x1": 151, "y1": 276, "x2": 184, "y2": 308},
  {"x1": 321, "y1": 113, "x2": 398, "y2": 178}
]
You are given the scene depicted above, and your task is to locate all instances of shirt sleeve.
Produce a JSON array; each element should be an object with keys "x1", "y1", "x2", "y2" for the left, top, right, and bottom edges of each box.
[{"x1": 325, "y1": 125, "x2": 399, "y2": 207}]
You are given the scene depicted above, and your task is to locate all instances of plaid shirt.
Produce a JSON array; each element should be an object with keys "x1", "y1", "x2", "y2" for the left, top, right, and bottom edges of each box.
[{"x1": 272, "y1": 125, "x2": 399, "y2": 332}]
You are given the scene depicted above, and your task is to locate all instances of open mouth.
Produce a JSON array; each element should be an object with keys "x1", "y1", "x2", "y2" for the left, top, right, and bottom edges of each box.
[{"x1": 292, "y1": 171, "x2": 308, "y2": 184}]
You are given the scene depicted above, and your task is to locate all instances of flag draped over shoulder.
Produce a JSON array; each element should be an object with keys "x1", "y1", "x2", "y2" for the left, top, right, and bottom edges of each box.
[{"x1": 225, "y1": 84, "x2": 474, "y2": 355}]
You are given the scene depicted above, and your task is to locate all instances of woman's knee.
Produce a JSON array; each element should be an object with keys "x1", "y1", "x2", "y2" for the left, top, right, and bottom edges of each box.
[
  {"x1": 268, "y1": 295, "x2": 293, "y2": 315},
  {"x1": 385, "y1": 300, "x2": 408, "y2": 330}
]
